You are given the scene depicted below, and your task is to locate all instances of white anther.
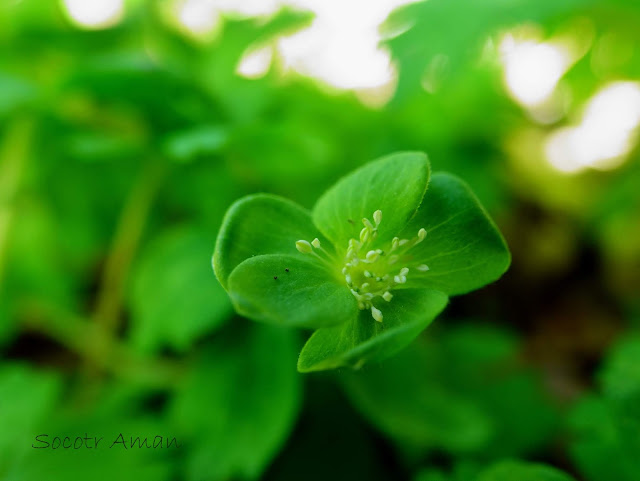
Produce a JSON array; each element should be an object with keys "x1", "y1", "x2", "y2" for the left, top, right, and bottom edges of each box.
[
  {"x1": 342, "y1": 267, "x2": 348, "y2": 275},
  {"x1": 391, "y1": 237, "x2": 399, "y2": 251},
  {"x1": 399, "y1": 239, "x2": 409, "y2": 246},
  {"x1": 295, "y1": 240, "x2": 313, "y2": 254},
  {"x1": 399, "y1": 267, "x2": 409, "y2": 276},
  {"x1": 365, "y1": 250, "x2": 379, "y2": 262},
  {"x1": 362, "y1": 217, "x2": 374, "y2": 230},
  {"x1": 345, "y1": 274, "x2": 352, "y2": 285},
  {"x1": 417, "y1": 228, "x2": 427, "y2": 242},
  {"x1": 383, "y1": 291, "x2": 393, "y2": 302},
  {"x1": 361, "y1": 283, "x2": 370, "y2": 290},
  {"x1": 360, "y1": 227, "x2": 369, "y2": 244},
  {"x1": 416, "y1": 264, "x2": 430, "y2": 272},
  {"x1": 364, "y1": 270, "x2": 372, "y2": 278},
  {"x1": 312, "y1": 238, "x2": 321, "y2": 248},
  {"x1": 371, "y1": 306, "x2": 383, "y2": 322},
  {"x1": 373, "y1": 210, "x2": 382, "y2": 225}
]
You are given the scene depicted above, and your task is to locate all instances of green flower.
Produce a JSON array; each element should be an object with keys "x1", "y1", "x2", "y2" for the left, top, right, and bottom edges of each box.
[{"x1": 213, "y1": 152, "x2": 510, "y2": 372}]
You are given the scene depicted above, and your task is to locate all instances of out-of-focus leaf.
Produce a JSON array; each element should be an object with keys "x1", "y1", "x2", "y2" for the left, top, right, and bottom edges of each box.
[
  {"x1": 0, "y1": 364, "x2": 61, "y2": 472},
  {"x1": 475, "y1": 460, "x2": 576, "y2": 481},
  {"x1": 341, "y1": 324, "x2": 557, "y2": 457},
  {"x1": 5, "y1": 384, "x2": 175, "y2": 481},
  {"x1": 570, "y1": 335, "x2": 640, "y2": 481},
  {"x1": 130, "y1": 227, "x2": 232, "y2": 353},
  {"x1": 169, "y1": 322, "x2": 301, "y2": 481}
]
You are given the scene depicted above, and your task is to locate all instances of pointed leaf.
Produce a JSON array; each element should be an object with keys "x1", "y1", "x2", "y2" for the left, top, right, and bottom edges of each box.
[
  {"x1": 399, "y1": 173, "x2": 510, "y2": 295},
  {"x1": 214, "y1": 194, "x2": 325, "y2": 290},
  {"x1": 312, "y1": 152, "x2": 430, "y2": 250},
  {"x1": 298, "y1": 288, "x2": 447, "y2": 372},
  {"x1": 227, "y1": 254, "x2": 358, "y2": 329}
]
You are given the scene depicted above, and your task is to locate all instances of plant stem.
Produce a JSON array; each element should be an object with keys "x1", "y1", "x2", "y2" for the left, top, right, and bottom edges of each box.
[
  {"x1": 22, "y1": 300, "x2": 183, "y2": 388},
  {"x1": 0, "y1": 117, "x2": 34, "y2": 288},
  {"x1": 91, "y1": 158, "x2": 166, "y2": 359}
]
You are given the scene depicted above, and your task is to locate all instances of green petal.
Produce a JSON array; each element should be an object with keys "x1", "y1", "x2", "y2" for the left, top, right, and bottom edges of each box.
[
  {"x1": 297, "y1": 289, "x2": 448, "y2": 372},
  {"x1": 213, "y1": 194, "x2": 326, "y2": 290},
  {"x1": 227, "y1": 254, "x2": 358, "y2": 329},
  {"x1": 399, "y1": 173, "x2": 510, "y2": 295},
  {"x1": 312, "y1": 152, "x2": 430, "y2": 250}
]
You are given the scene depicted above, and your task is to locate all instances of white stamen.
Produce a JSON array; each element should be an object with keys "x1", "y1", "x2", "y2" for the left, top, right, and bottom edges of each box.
[
  {"x1": 360, "y1": 227, "x2": 369, "y2": 244},
  {"x1": 417, "y1": 228, "x2": 427, "y2": 242},
  {"x1": 382, "y1": 291, "x2": 393, "y2": 302},
  {"x1": 399, "y1": 267, "x2": 409, "y2": 276},
  {"x1": 364, "y1": 270, "x2": 372, "y2": 278},
  {"x1": 371, "y1": 306, "x2": 383, "y2": 322},
  {"x1": 362, "y1": 217, "x2": 374, "y2": 230},
  {"x1": 296, "y1": 240, "x2": 313, "y2": 254},
  {"x1": 361, "y1": 283, "x2": 370, "y2": 290},
  {"x1": 312, "y1": 238, "x2": 321, "y2": 249},
  {"x1": 399, "y1": 239, "x2": 409, "y2": 246},
  {"x1": 373, "y1": 210, "x2": 382, "y2": 225},
  {"x1": 365, "y1": 250, "x2": 379, "y2": 262},
  {"x1": 416, "y1": 264, "x2": 430, "y2": 272}
]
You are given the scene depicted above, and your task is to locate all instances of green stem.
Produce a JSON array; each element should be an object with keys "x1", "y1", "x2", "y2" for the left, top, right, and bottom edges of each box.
[
  {"x1": 21, "y1": 300, "x2": 183, "y2": 388},
  {"x1": 91, "y1": 158, "x2": 166, "y2": 356},
  {"x1": 0, "y1": 117, "x2": 34, "y2": 288}
]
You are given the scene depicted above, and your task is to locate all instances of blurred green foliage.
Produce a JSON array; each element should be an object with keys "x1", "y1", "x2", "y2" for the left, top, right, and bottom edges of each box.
[{"x1": 1, "y1": 0, "x2": 639, "y2": 479}]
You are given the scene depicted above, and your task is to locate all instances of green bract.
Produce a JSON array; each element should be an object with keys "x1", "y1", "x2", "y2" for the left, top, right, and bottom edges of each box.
[{"x1": 213, "y1": 152, "x2": 511, "y2": 372}]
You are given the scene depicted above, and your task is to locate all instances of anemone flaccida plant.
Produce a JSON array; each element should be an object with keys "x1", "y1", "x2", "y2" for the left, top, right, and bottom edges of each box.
[{"x1": 213, "y1": 152, "x2": 510, "y2": 372}]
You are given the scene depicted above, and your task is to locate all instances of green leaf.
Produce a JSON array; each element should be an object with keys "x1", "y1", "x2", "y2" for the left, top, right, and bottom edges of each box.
[
  {"x1": 399, "y1": 173, "x2": 510, "y2": 295},
  {"x1": 6, "y1": 385, "x2": 175, "y2": 481},
  {"x1": 475, "y1": 460, "x2": 576, "y2": 481},
  {"x1": 341, "y1": 324, "x2": 557, "y2": 456},
  {"x1": 213, "y1": 194, "x2": 325, "y2": 290},
  {"x1": 312, "y1": 152, "x2": 430, "y2": 250},
  {"x1": 0, "y1": 364, "x2": 61, "y2": 470},
  {"x1": 130, "y1": 227, "x2": 232, "y2": 353},
  {"x1": 227, "y1": 254, "x2": 358, "y2": 329},
  {"x1": 599, "y1": 336, "x2": 640, "y2": 405},
  {"x1": 169, "y1": 323, "x2": 301, "y2": 481},
  {"x1": 298, "y1": 288, "x2": 447, "y2": 372},
  {"x1": 340, "y1": 342, "x2": 492, "y2": 452},
  {"x1": 569, "y1": 395, "x2": 640, "y2": 481}
]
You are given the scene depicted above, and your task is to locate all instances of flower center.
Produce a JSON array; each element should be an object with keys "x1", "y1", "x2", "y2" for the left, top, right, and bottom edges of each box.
[
  {"x1": 295, "y1": 210, "x2": 428, "y2": 323},
  {"x1": 340, "y1": 210, "x2": 428, "y2": 322}
]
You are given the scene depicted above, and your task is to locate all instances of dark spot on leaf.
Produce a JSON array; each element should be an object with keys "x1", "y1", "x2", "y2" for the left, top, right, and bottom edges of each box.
[
  {"x1": 347, "y1": 218, "x2": 354, "y2": 224},
  {"x1": 285, "y1": 268, "x2": 289, "y2": 272},
  {"x1": 273, "y1": 276, "x2": 278, "y2": 280}
]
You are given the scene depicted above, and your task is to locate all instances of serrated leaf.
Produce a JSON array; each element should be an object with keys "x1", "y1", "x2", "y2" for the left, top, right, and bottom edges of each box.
[
  {"x1": 398, "y1": 173, "x2": 510, "y2": 295},
  {"x1": 169, "y1": 323, "x2": 301, "y2": 481},
  {"x1": 298, "y1": 289, "x2": 447, "y2": 372},
  {"x1": 340, "y1": 340, "x2": 492, "y2": 453},
  {"x1": 312, "y1": 152, "x2": 430, "y2": 250}
]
